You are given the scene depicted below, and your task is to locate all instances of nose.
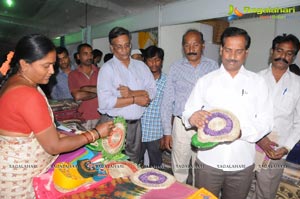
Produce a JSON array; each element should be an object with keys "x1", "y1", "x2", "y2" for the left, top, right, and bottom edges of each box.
[{"x1": 49, "y1": 64, "x2": 55, "y2": 74}]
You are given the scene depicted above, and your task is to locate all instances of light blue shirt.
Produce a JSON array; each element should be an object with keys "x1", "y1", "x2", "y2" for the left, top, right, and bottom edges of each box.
[
  {"x1": 161, "y1": 56, "x2": 219, "y2": 135},
  {"x1": 97, "y1": 56, "x2": 156, "y2": 120},
  {"x1": 50, "y1": 65, "x2": 75, "y2": 100}
]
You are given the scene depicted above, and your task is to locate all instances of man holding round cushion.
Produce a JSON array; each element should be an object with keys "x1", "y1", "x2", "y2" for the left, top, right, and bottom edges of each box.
[{"x1": 182, "y1": 27, "x2": 273, "y2": 199}]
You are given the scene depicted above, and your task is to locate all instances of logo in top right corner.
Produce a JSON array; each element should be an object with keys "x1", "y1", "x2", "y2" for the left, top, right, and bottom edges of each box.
[{"x1": 228, "y1": 4, "x2": 244, "y2": 21}]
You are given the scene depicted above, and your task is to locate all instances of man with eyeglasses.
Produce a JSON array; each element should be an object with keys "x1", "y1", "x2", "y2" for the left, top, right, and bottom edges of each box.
[
  {"x1": 96, "y1": 27, "x2": 156, "y2": 164},
  {"x1": 251, "y1": 34, "x2": 300, "y2": 199},
  {"x1": 160, "y1": 29, "x2": 218, "y2": 184}
]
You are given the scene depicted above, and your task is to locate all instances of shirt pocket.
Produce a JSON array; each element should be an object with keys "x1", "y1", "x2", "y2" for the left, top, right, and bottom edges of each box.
[{"x1": 278, "y1": 92, "x2": 295, "y2": 114}]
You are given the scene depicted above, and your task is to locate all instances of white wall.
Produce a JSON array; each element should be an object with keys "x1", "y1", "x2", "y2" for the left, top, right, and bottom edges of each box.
[
  {"x1": 231, "y1": 12, "x2": 300, "y2": 72},
  {"x1": 65, "y1": 0, "x2": 299, "y2": 44}
]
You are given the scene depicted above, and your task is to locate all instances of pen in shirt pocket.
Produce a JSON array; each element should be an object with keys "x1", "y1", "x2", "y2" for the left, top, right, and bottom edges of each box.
[{"x1": 283, "y1": 88, "x2": 287, "y2": 95}]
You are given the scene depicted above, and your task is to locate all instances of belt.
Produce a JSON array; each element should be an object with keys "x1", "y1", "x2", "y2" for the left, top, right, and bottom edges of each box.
[
  {"x1": 125, "y1": 119, "x2": 140, "y2": 124},
  {"x1": 103, "y1": 114, "x2": 139, "y2": 124}
]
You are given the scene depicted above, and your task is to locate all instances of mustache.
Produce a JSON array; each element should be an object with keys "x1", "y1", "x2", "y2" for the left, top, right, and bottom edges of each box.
[
  {"x1": 226, "y1": 59, "x2": 238, "y2": 63},
  {"x1": 274, "y1": 57, "x2": 288, "y2": 64},
  {"x1": 187, "y1": 52, "x2": 197, "y2": 56}
]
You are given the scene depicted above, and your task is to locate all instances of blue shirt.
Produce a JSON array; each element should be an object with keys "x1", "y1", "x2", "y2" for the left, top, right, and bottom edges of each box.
[
  {"x1": 161, "y1": 56, "x2": 219, "y2": 135},
  {"x1": 141, "y1": 73, "x2": 167, "y2": 142},
  {"x1": 97, "y1": 56, "x2": 156, "y2": 120},
  {"x1": 51, "y1": 66, "x2": 75, "y2": 100}
]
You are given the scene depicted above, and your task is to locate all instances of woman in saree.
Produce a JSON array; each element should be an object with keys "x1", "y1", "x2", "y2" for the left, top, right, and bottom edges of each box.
[{"x1": 0, "y1": 34, "x2": 114, "y2": 198}]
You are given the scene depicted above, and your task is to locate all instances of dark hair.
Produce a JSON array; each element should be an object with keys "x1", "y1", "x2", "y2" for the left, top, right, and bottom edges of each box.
[
  {"x1": 1, "y1": 34, "x2": 55, "y2": 87},
  {"x1": 77, "y1": 43, "x2": 92, "y2": 54},
  {"x1": 182, "y1": 29, "x2": 204, "y2": 45},
  {"x1": 144, "y1": 45, "x2": 164, "y2": 61},
  {"x1": 93, "y1": 49, "x2": 103, "y2": 58},
  {"x1": 73, "y1": 52, "x2": 80, "y2": 65},
  {"x1": 108, "y1": 27, "x2": 131, "y2": 44},
  {"x1": 272, "y1": 34, "x2": 300, "y2": 56},
  {"x1": 220, "y1": 27, "x2": 251, "y2": 50},
  {"x1": 56, "y1": 46, "x2": 69, "y2": 55},
  {"x1": 103, "y1": 53, "x2": 113, "y2": 63}
]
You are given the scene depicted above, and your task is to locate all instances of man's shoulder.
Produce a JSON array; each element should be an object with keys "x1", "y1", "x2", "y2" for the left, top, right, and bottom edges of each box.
[{"x1": 202, "y1": 56, "x2": 218, "y2": 64}]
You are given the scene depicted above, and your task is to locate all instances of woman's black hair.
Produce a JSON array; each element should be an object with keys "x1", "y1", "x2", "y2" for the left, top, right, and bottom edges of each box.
[{"x1": 0, "y1": 34, "x2": 55, "y2": 87}]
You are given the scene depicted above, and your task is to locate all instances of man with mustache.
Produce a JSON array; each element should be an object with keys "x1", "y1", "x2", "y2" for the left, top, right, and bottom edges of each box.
[
  {"x1": 251, "y1": 34, "x2": 300, "y2": 199},
  {"x1": 161, "y1": 29, "x2": 218, "y2": 184},
  {"x1": 68, "y1": 43, "x2": 100, "y2": 129},
  {"x1": 182, "y1": 27, "x2": 273, "y2": 198}
]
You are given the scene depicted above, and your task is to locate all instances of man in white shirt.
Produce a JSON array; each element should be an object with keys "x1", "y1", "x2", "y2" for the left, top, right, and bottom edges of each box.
[
  {"x1": 252, "y1": 34, "x2": 300, "y2": 199},
  {"x1": 182, "y1": 27, "x2": 273, "y2": 199}
]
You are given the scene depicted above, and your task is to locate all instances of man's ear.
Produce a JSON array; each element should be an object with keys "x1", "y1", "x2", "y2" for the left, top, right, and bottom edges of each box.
[
  {"x1": 109, "y1": 45, "x2": 114, "y2": 53},
  {"x1": 219, "y1": 46, "x2": 223, "y2": 57}
]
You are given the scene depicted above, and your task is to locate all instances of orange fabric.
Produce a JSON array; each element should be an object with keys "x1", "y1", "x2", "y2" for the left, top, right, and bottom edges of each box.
[{"x1": 0, "y1": 86, "x2": 52, "y2": 134}]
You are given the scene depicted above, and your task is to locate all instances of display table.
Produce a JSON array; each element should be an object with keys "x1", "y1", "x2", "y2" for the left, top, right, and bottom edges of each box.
[
  {"x1": 59, "y1": 177, "x2": 196, "y2": 199},
  {"x1": 33, "y1": 147, "x2": 197, "y2": 199}
]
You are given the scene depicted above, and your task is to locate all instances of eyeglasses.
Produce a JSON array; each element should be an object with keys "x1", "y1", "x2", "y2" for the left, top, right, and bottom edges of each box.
[
  {"x1": 274, "y1": 47, "x2": 295, "y2": 57},
  {"x1": 112, "y1": 43, "x2": 131, "y2": 51}
]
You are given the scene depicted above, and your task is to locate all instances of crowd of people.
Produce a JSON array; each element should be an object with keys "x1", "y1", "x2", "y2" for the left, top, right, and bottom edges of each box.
[{"x1": 0, "y1": 26, "x2": 299, "y2": 199}]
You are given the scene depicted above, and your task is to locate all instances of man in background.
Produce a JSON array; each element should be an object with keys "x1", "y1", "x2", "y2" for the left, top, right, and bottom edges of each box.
[
  {"x1": 68, "y1": 43, "x2": 100, "y2": 129},
  {"x1": 93, "y1": 49, "x2": 103, "y2": 68},
  {"x1": 161, "y1": 29, "x2": 218, "y2": 184},
  {"x1": 131, "y1": 49, "x2": 144, "y2": 61},
  {"x1": 140, "y1": 45, "x2": 167, "y2": 168},
  {"x1": 51, "y1": 46, "x2": 75, "y2": 100},
  {"x1": 252, "y1": 34, "x2": 300, "y2": 199}
]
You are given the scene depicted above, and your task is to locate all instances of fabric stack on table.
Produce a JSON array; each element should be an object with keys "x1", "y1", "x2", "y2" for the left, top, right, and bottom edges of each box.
[{"x1": 49, "y1": 99, "x2": 83, "y2": 122}]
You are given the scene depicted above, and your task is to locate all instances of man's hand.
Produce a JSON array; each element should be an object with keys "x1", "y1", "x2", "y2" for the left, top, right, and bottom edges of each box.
[
  {"x1": 118, "y1": 85, "x2": 132, "y2": 98},
  {"x1": 134, "y1": 95, "x2": 150, "y2": 107},
  {"x1": 256, "y1": 137, "x2": 278, "y2": 159},
  {"x1": 159, "y1": 138, "x2": 165, "y2": 150},
  {"x1": 272, "y1": 147, "x2": 289, "y2": 160},
  {"x1": 164, "y1": 135, "x2": 172, "y2": 151},
  {"x1": 188, "y1": 110, "x2": 211, "y2": 129}
]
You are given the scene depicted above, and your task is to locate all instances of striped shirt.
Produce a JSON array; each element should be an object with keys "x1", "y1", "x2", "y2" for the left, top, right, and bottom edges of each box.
[
  {"x1": 161, "y1": 56, "x2": 219, "y2": 135},
  {"x1": 141, "y1": 73, "x2": 167, "y2": 142}
]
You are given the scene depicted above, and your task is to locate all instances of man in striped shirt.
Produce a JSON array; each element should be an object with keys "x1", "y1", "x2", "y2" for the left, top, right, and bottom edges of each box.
[{"x1": 161, "y1": 29, "x2": 219, "y2": 184}]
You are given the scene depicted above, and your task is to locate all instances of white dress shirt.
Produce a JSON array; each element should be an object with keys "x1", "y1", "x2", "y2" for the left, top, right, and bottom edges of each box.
[
  {"x1": 259, "y1": 65, "x2": 300, "y2": 152},
  {"x1": 183, "y1": 65, "x2": 273, "y2": 171}
]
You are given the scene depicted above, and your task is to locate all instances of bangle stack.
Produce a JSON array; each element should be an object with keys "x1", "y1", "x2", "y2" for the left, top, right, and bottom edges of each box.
[
  {"x1": 93, "y1": 128, "x2": 101, "y2": 139},
  {"x1": 81, "y1": 128, "x2": 103, "y2": 144},
  {"x1": 87, "y1": 130, "x2": 96, "y2": 142}
]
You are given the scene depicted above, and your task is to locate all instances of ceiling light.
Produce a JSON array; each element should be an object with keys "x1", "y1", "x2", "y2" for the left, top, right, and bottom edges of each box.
[{"x1": 5, "y1": 0, "x2": 14, "y2": 7}]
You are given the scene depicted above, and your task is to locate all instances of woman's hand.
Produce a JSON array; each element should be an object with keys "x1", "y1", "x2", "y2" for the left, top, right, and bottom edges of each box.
[{"x1": 95, "y1": 121, "x2": 114, "y2": 138}]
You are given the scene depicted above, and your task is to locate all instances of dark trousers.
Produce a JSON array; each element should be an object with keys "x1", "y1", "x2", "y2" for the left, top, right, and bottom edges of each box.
[
  {"x1": 140, "y1": 139, "x2": 162, "y2": 168},
  {"x1": 195, "y1": 159, "x2": 255, "y2": 199},
  {"x1": 99, "y1": 114, "x2": 142, "y2": 164}
]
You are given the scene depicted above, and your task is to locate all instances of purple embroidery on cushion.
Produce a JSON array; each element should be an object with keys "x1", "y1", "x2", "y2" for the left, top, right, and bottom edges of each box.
[
  {"x1": 138, "y1": 172, "x2": 167, "y2": 184},
  {"x1": 203, "y1": 112, "x2": 233, "y2": 136}
]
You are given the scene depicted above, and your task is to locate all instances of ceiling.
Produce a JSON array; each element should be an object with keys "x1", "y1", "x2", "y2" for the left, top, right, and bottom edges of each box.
[{"x1": 0, "y1": 0, "x2": 181, "y2": 49}]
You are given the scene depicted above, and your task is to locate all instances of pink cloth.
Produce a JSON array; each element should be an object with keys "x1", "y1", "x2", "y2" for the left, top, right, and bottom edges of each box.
[{"x1": 141, "y1": 181, "x2": 197, "y2": 199}]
